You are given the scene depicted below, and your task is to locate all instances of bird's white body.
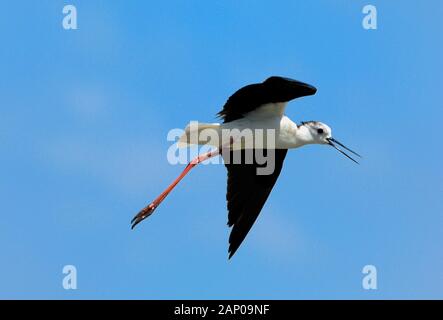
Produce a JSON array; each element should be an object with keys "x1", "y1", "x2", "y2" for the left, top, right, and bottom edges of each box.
[{"x1": 178, "y1": 102, "x2": 332, "y2": 150}]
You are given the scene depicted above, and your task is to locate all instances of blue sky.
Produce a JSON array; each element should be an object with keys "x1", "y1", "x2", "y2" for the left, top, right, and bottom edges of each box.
[{"x1": 1, "y1": 1, "x2": 442, "y2": 299}]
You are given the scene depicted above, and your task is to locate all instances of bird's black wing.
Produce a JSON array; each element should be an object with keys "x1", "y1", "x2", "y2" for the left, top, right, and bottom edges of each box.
[
  {"x1": 223, "y1": 149, "x2": 288, "y2": 258},
  {"x1": 217, "y1": 76, "x2": 317, "y2": 123}
]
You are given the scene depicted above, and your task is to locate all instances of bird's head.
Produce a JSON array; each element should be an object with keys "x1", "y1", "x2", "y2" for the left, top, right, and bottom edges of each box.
[{"x1": 300, "y1": 121, "x2": 361, "y2": 164}]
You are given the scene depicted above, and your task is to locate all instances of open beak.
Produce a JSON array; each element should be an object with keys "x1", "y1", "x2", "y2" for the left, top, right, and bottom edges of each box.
[{"x1": 326, "y1": 137, "x2": 361, "y2": 164}]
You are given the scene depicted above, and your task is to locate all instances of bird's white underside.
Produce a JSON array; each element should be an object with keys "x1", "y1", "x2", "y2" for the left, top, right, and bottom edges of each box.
[{"x1": 178, "y1": 102, "x2": 317, "y2": 150}]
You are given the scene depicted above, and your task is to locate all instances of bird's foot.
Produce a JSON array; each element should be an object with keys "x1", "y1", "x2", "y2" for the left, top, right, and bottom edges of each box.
[{"x1": 131, "y1": 203, "x2": 156, "y2": 229}]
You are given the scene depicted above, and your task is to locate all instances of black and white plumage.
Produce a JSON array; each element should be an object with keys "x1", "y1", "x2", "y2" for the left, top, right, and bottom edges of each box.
[
  {"x1": 217, "y1": 76, "x2": 317, "y2": 122},
  {"x1": 219, "y1": 77, "x2": 317, "y2": 257},
  {"x1": 131, "y1": 76, "x2": 361, "y2": 259}
]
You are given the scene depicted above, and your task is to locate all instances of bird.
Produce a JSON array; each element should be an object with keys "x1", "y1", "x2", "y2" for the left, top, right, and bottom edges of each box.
[{"x1": 131, "y1": 76, "x2": 361, "y2": 259}]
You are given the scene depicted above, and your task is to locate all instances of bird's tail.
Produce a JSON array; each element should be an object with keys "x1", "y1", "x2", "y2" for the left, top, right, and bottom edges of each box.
[{"x1": 177, "y1": 121, "x2": 221, "y2": 148}]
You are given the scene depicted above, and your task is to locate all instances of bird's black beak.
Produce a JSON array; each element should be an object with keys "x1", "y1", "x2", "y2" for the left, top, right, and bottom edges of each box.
[{"x1": 327, "y1": 137, "x2": 361, "y2": 164}]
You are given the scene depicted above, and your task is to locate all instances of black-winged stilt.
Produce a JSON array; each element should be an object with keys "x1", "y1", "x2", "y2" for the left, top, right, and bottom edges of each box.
[{"x1": 131, "y1": 76, "x2": 360, "y2": 259}]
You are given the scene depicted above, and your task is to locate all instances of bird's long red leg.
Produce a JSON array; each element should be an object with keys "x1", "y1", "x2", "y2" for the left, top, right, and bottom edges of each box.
[{"x1": 131, "y1": 149, "x2": 220, "y2": 229}]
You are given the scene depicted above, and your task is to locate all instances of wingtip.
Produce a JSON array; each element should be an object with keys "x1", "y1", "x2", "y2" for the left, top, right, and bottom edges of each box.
[{"x1": 227, "y1": 245, "x2": 238, "y2": 260}]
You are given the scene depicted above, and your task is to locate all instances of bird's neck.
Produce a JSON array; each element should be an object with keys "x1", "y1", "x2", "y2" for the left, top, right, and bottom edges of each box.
[
  {"x1": 294, "y1": 125, "x2": 315, "y2": 147},
  {"x1": 278, "y1": 117, "x2": 315, "y2": 149}
]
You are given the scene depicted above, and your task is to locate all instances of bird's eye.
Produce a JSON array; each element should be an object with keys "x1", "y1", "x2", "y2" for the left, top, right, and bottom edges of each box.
[{"x1": 317, "y1": 128, "x2": 324, "y2": 134}]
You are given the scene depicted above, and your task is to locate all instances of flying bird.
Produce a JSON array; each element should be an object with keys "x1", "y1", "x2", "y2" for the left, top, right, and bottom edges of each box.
[{"x1": 131, "y1": 76, "x2": 360, "y2": 258}]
